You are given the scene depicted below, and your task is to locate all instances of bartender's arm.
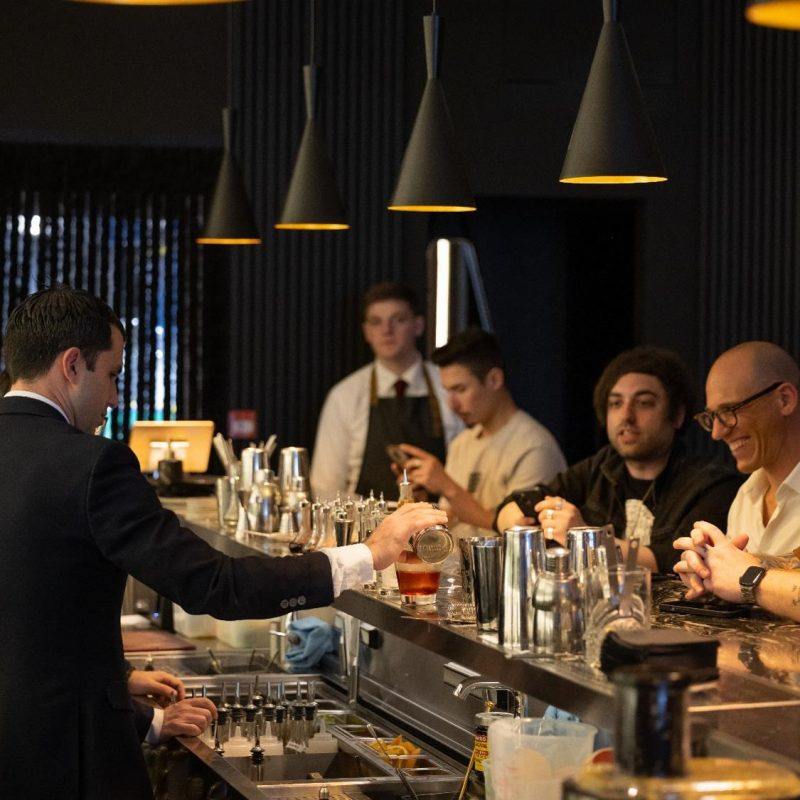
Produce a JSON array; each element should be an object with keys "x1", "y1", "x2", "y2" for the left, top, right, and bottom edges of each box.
[{"x1": 400, "y1": 444, "x2": 495, "y2": 530}]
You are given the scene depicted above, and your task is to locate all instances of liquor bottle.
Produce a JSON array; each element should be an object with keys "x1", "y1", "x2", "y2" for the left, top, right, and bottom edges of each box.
[
  {"x1": 564, "y1": 667, "x2": 800, "y2": 800},
  {"x1": 398, "y1": 468, "x2": 414, "y2": 506}
]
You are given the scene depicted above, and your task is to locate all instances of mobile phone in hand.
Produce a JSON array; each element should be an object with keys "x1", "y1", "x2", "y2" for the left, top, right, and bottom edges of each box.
[{"x1": 386, "y1": 444, "x2": 410, "y2": 467}]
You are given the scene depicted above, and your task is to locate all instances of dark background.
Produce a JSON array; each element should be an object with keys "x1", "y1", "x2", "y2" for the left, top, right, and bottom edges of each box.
[{"x1": 0, "y1": 0, "x2": 797, "y2": 466}]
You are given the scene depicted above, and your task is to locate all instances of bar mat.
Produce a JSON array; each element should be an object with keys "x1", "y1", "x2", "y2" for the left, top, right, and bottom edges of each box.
[{"x1": 122, "y1": 630, "x2": 197, "y2": 652}]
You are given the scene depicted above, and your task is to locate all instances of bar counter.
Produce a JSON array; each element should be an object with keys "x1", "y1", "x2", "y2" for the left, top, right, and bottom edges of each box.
[{"x1": 174, "y1": 506, "x2": 800, "y2": 771}]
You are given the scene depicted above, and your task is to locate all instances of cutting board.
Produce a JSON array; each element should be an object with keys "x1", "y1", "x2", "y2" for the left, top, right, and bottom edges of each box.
[{"x1": 122, "y1": 630, "x2": 197, "y2": 652}]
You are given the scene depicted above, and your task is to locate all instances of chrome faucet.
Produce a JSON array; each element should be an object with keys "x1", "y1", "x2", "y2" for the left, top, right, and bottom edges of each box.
[{"x1": 453, "y1": 678, "x2": 524, "y2": 716}]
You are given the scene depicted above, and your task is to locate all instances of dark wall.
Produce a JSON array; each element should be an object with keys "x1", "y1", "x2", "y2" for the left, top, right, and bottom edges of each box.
[
  {"x1": 0, "y1": 0, "x2": 226, "y2": 147},
  {"x1": 405, "y1": 0, "x2": 704, "y2": 371}
]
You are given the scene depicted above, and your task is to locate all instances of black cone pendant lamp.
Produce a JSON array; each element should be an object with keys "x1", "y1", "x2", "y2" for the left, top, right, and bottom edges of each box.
[
  {"x1": 197, "y1": 108, "x2": 261, "y2": 245},
  {"x1": 746, "y1": 1, "x2": 800, "y2": 28},
  {"x1": 197, "y1": 2, "x2": 261, "y2": 245},
  {"x1": 389, "y1": 3, "x2": 475, "y2": 213},
  {"x1": 560, "y1": 0, "x2": 666, "y2": 185},
  {"x1": 276, "y1": 0, "x2": 348, "y2": 231}
]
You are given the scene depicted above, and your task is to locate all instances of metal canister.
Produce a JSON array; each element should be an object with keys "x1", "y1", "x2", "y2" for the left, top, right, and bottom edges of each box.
[
  {"x1": 532, "y1": 547, "x2": 583, "y2": 656},
  {"x1": 409, "y1": 524, "x2": 453, "y2": 563}
]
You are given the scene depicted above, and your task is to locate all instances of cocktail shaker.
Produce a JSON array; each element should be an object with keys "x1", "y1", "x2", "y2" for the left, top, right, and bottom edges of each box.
[
  {"x1": 465, "y1": 537, "x2": 503, "y2": 632},
  {"x1": 567, "y1": 526, "x2": 616, "y2": 577},
  {"x1": 277, "y1": 447, "x2": 310, "y2": 496},
  {"x1": 241, "y1": 446, "x2": 266, "y2": 493},
  {"x1": 498, "y1": 526, "x2": 545, "y2": 653},
  {"x1": 532, "y1": 547, "x2": 582, "y2": 656}
]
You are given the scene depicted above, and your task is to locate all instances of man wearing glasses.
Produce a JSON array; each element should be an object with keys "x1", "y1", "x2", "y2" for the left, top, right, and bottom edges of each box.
[{"x1": 675, "y1": 342, "x2": 800, "y2": 609}]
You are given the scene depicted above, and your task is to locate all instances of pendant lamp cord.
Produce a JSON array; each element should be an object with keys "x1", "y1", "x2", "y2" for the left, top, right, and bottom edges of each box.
[
  {"x1": 432, "y1": 0, "x2": 438, "y2": 12},
  {"x1": 310, "y1": 0, "x2": 316, "y2": 65},
  {"x1": 226, "y1": 0, "x2": 233, "y2": 108}
]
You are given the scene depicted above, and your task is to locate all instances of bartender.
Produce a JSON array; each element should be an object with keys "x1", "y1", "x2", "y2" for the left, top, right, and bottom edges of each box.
[{"x1": 311, "y1": 282, "x2": 462, "y2": 499}]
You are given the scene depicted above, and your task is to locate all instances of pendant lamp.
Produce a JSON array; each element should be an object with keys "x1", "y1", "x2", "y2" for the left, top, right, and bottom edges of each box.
[
  {"x1": 745, "y1": 1, "x2": 800, "y2": 28},
  {"x1": 275, "y1": 0, "x2": 348, "y2": 231},
  {"x1": 389, "y1": 3, "x2": 475, "y2": 213},
  {"x1": 560, "y1": 0, "x2": 666, "y2": 185},
  {"x1": 197, "y1": 1, "x2": 261, "y2": 245},
  {"x1": 196, "y1": 108, "x2": 262, "y2": 245}
]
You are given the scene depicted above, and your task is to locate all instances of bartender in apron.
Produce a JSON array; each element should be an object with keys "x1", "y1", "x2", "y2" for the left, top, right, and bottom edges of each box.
[{"x1": 310, "y1": 282, "x2": 462, "y2": 500}]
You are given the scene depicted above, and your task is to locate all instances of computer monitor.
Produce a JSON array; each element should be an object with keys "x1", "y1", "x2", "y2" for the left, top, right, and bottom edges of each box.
[{"x1": 128, "y1": 420, "x2": 215, "y2": 474}]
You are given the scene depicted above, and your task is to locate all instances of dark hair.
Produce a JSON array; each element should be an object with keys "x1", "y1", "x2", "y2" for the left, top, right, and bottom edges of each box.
[
  {"x1": 592, "y1": 346, "x2": 695, "y2": 429},
  {"x1": 361, "y1": 282, "x2": 421, "y2": 319},
  {"x1": 3, "y1": 285, "x2": 124, "y2": 381},
  {"x1": 431, "y1": 327, "x2": 504, "y2": 380}
]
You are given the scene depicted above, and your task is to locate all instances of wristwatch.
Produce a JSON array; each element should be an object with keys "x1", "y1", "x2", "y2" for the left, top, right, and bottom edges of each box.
[{"x1": 739, "y1": 565, "x2": 767, "y2": 604}]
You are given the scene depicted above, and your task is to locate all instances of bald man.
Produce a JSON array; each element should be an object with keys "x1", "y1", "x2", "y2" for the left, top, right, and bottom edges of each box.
[{"x1": 674, "y1": 342, "x2": 800, "y2": 610}]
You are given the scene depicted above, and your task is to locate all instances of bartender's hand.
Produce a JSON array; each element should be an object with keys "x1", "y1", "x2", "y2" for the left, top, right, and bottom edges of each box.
[
  {"x1": 400, "y1": 444, "x2": 456, "y2": 497},
  {"x1": 128, "y1": 670, "x2": 186, "y2": 705},
  {"x1": 534, "y1": 496, "x2": 586, "y2": 546},
  {"x1": 673, "y1": 522, "x2": 751, "y2": 600},
  {"x1": 160, "y1": 697, "x2": 217, "y2": 741},
  {"x1": 365, "y1": 502, "x2": 448, "y2": 570}
]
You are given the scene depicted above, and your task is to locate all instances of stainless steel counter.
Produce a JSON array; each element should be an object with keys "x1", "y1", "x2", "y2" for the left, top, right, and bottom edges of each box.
[
  {"x1": 334, "y1": 583, "x2": 800, "y2": 770},
  {"x1": 174, "y1": 511, "x2": 800, "y2": 771}
]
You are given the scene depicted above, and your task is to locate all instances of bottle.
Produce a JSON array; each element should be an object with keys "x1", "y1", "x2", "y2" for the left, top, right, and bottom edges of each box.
[
  {"x1": 564, "y1": 667, "x2": 800, "y2": 800},
  {"x1": 466, "y1": 709, "x2": 514, "y2": 800},
  {"x1": 398, "y1": 468, "x2": 414, "y2": 507}
]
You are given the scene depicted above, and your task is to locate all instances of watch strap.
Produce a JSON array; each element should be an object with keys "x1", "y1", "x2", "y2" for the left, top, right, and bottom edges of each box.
[{"x1": 739, "y1": 566, "x2": 767, "y2": 605}]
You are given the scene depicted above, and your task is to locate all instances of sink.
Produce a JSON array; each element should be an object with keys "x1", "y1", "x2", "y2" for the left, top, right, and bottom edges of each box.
[
  {"x1": 125, "y1": 648, "x2": 277, "y2": 676},
  {"x1": 227, "y1": 750, "x2": 388, "y2": 782}
]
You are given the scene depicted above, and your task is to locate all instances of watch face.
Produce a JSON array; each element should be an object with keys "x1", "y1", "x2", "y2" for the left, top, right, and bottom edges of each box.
[{"x1": 740, "y1": 566, "x2": 766, "y2": 587}]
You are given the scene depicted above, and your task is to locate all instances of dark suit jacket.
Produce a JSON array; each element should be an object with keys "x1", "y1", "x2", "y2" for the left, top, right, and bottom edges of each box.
[{"x1": 0, "y1": 397, "x2": 334, "y2": 799}]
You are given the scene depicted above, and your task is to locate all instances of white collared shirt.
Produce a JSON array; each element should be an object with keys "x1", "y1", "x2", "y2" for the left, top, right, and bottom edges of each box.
[
  {"x1": 727, "y1": 461, "x2": 800, "y2": 555},
  {"x1": 4, "y1": 390, "x2": 71, "y2": 424},
  {"x1": 310, "y1": 357, "x2": 463, "y2": 499}
]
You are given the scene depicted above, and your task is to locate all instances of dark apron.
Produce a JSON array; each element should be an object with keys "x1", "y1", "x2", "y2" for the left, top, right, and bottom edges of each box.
[{"x1": 355, "y1": 365, "x2": 446, "y2": 499}]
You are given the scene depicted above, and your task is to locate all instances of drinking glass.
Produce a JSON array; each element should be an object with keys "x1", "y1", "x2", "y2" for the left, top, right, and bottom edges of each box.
[
  {"x1": 584, "y1": 565, "x2": 651, "y2": 668},
  {"x1": 396, "y1": 548, "x2": 445, "y2": 606}
]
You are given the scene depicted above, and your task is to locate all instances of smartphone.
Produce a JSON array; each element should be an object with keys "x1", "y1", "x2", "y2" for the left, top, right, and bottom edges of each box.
[
  {"x1": 386, "y1": 444, "x2": 410, "y2": 467},
  {"x1": 658, "y1": 597, "x2": 752, "y2": 618},
  {"x1": 511, "y1": 487, "x2": 548, "y2": 519}
]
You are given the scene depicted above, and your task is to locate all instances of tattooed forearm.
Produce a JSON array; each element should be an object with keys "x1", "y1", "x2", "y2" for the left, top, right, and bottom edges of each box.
[
  {"x1": 760, "y1": 554, "x2": 800, "y2": 570},
  {"x1": 792, "y1": 584, "x2": 800, "y2": 607}
]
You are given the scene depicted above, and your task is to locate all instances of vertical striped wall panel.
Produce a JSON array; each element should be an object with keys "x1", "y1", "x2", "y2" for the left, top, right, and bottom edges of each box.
[
  {"x1": 228, "y1": 0, "x2": 410, "y2": 449},
  {"x1": 699, "y1": 1, "x2": 800, "y2": 370}
]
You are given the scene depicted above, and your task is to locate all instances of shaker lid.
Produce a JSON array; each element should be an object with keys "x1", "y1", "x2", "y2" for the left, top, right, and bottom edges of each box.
[{"x1": 414, "y1": 524, "x2": 453, "y2": 563}]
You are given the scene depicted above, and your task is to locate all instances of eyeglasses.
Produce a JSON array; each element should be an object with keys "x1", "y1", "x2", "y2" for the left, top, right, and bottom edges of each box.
[{"x1": 694, "y1": 381, "x2": 783, "y2": 433}]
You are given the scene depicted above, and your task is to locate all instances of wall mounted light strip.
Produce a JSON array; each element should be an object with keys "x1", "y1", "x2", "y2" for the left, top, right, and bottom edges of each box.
[{"x1": 745, "y1": 1, "x2": 800, "y2": 28}]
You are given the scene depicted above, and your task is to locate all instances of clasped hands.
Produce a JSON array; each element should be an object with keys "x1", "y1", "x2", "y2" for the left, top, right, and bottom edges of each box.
[{"x1": 672, "y1": 521, "x2": 758, "y2": 602}]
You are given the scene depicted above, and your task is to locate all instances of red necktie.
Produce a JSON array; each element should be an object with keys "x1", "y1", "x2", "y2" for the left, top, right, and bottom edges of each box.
[{"x1": 394, "y1": 379, "x2": 408, "y2": 399}]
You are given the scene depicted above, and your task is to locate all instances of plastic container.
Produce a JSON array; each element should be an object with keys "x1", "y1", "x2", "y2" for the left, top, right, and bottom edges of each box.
[
  {"x1": 215, "y1": 619, "x2": 274, "y2": 649},
  {"x1": 172, "y1": 605, "x2": 217, "y2": 638},
  {"x1": 488, "y1": 717, "x2": 596, "y2": 800}
]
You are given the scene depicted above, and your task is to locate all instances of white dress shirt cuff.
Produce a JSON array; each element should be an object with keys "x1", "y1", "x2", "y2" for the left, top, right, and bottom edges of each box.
[
  {"x1": 321, "y1": 544, "x2": 375, "y2": 597},
  {"x1": 146, "y1": 707, "x2": 165, "y2": 745}
]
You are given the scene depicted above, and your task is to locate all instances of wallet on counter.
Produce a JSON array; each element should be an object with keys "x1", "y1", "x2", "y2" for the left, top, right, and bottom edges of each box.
[{"x1": 599, "y1": 629, "x2": 720, "y2": 683}]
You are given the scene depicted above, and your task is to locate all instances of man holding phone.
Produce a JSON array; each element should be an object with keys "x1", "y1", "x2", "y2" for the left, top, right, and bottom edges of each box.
[
  {"x1": 495, "y1": 347, "x2": 742, "y2": 573},
  {"x1": 400, "y1": 328, "x2": 566, "y2": 538},
  {"x1": 311, "y1": 283, "x2": 462, "y2": 500}
]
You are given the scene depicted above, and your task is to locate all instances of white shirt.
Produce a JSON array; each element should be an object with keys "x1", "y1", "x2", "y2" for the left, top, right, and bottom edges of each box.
[
  {"x1": 5, "y1": 390, "x2": 70, "y2": 423},
  {"x1": 727, "y1": 462, "x2": 800, "y2": 556},
  {"x1": 442, "y1": 408, "x2": 567, "y2": 539},
  {"x1": 4, "y1": 390, "x2": 375, "y2": 738},
  {"x1": 310, "y1": 357, "x2": 463, "y2": 499}
]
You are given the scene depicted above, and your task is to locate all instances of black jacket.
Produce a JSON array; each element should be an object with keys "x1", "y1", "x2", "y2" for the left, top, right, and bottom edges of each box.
[
  {"x1": 0, "y1": 397, "x2": 334, "y2": 799},
  {"x1": 503, "y1": 440, "x2": 743, "y2": 573}
]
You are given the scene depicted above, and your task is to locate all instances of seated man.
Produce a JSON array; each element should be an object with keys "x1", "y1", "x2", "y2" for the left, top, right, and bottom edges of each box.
[
  {"x1": 399, "y1": 328, "x2": 566, "y2": 538},
  {"x1": 674, "y1": 342, "x2": 800, "y2": 605},
  {"x1": 496, "y1": 346, "x2": 742, "y2": 573}
]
